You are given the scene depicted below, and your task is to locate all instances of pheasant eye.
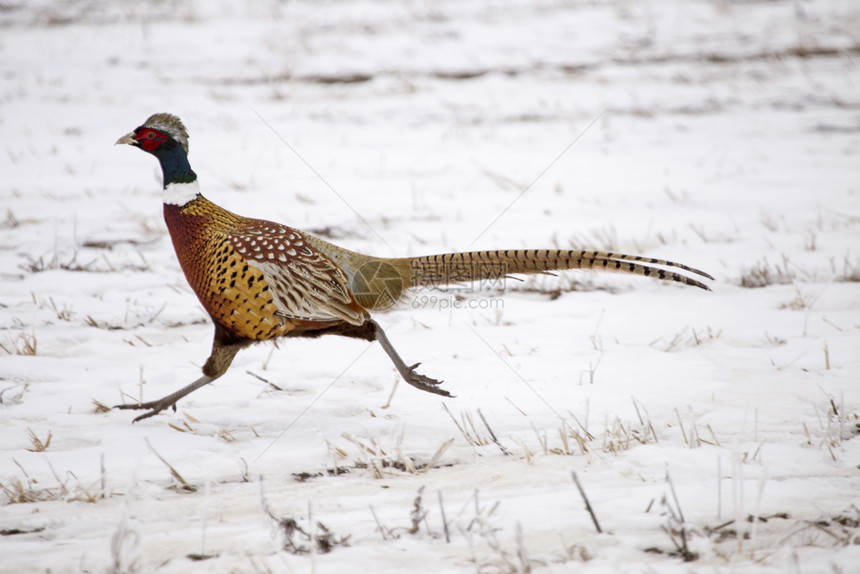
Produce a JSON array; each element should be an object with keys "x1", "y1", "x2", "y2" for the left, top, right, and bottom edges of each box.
[{"x1": 138, "y1": 129, "x2": 164, "y2": 151}]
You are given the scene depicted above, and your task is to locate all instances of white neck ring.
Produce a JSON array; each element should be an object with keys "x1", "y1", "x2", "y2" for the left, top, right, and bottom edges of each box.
[{"x1": 163, "y1": 180, "x2": 200, "y2": 206}]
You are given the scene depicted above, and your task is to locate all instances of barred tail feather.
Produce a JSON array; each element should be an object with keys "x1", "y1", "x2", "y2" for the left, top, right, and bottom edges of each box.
[{"x1": 398, "y1": 249, "x2": 713, "y2": 292}]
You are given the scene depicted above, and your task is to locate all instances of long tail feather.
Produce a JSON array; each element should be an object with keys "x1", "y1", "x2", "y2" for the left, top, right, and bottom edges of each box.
[{"x1": 396, "y1": 249, "x2": 713, "y2": 292}]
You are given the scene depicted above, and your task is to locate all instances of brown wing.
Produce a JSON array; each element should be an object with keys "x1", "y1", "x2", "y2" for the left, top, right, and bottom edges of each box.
[{"x1": 228, "y1": 222, "x2": 365, "y2": 326}]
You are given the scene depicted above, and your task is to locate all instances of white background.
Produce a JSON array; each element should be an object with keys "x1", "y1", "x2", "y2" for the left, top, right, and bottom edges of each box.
[{"x1": 1, "y1": 1, "x2": 858, "y2": 572}]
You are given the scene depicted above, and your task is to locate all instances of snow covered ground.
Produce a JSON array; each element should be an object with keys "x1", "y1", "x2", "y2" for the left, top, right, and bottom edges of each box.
[{"x1": 1, "y1": 0, "x2": 859, "y2": 572}]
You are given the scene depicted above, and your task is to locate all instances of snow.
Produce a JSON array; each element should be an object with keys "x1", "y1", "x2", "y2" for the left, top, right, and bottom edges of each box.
[{"x1": 1, "y1": 0, "x2": 859, "y2": 572}]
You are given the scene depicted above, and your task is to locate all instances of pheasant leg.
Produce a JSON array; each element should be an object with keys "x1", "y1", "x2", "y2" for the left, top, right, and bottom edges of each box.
[
  {"x1": 370, "y1": 319, "x2": 452, "y2": 397},
  {"x1": 115, "y1": 331, "x2": 244, "y2": 422},
  {"x1": 114, "y1": 374, "x2": 215, "y2": 423}
]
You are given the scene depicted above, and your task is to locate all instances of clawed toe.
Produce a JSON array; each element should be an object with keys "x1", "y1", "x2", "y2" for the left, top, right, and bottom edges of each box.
[
  {"x1": 114, "y1": 400, "x2": 176, "y2": 423},
  {"x1": 402, "y1": 365, "x2": 451, "y2": 397},
  {"x1": 114, "y1": 374, "x2": 213, "y2": 423}
]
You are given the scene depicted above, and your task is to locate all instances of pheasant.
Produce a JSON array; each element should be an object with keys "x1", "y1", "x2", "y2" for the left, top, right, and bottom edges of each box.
[{"x1": 115, "y1": 113, "x2": 712, "y2": 422}]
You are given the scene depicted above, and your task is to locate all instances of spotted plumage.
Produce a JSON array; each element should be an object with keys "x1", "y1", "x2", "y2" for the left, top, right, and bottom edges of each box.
[{"x1": 114, "y1": 113, "x2": 713, "y2": 422}]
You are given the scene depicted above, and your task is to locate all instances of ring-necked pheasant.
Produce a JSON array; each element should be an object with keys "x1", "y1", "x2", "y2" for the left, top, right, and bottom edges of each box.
[{"x1": 115, "y1": 113, "x2": 712, "y2": 422}]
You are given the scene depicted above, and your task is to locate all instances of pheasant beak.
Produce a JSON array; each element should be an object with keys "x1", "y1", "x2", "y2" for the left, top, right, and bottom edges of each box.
[{"x1": 115, "y1": 131, "x2": 138, "y2": 146}]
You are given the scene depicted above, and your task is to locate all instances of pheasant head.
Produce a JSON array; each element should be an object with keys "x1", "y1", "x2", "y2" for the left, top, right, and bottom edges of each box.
[
  {"x1": 116, "y1": 113, "x2": 189, "y2": 153},
  {"x1": 117, "y1": 113, "x2": 198, "y2": 203}
]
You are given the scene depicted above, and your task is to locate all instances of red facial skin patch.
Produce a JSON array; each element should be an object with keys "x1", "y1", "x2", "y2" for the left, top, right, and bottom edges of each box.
[{"x1": 136, "y1": 128, "x2": 166, "y2": 152}]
